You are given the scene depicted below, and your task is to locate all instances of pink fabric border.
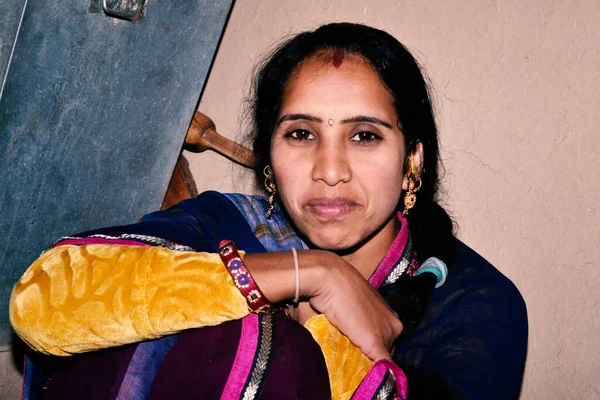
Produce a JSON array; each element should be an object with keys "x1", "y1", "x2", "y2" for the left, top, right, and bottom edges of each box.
[
  {"x1": 351, "y1": 360, "x2": 408, "y2": 400},
  {"x1": 220, "y1": 314, "x2": 259, "y2": 400},
  {"x1": 52, "y1": 238, "x2": 152, "y2": 248},
  {"x1": 368, "y1": 212, "x2": 409, "y2": 289}
]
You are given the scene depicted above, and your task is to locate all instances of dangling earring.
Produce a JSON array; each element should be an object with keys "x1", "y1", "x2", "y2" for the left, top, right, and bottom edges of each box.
[
  {"x1": 263, "y1": 165, "x2": 277, "y2": 219},
  {"x1": 402, "y1": 153, "x2": 422, "y2": 215}
]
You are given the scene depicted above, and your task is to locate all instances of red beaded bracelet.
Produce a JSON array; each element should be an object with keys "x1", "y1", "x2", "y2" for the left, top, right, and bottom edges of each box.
[{"x1": 218, "y1": 239, "x2": 272, "y2": 312}]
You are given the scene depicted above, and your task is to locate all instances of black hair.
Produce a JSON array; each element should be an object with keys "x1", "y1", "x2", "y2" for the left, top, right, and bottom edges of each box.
[{"x1": 247, "y1": 22, "x2": 455, "y2": 336}]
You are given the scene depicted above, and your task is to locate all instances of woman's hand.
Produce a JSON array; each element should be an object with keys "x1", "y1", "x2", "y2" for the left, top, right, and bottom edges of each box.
[
  {"x1": 245, "y1": 250, "x2": 403, "y2": 361},
  {"x1": 305, "y1": 250, "x2": 403, "y2": 361}
]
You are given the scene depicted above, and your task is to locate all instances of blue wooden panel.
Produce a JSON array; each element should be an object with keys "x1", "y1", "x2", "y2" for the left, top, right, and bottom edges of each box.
[{"x1": 0, "y1": 0, "x2": 233, "y2": 348}]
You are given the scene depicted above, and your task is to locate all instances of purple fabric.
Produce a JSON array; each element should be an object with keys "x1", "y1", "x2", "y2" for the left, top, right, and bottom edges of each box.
[
  {"x1": 220, "y1": 314, "x2": 260, "y2": 399},
  {"x1": 147, "y1": 319, "x2": 242, "y2": 399},
  {"x1": 41, "y1": 344, "x2": 137, "y2": 399},
  {"x1": 40, "y1": 313, "x2": 330, "y2": 399},
  {"x1": 145, "y1": 311, "x2": 330, "y2": 399},
  {"x1": 258, "y1": 312, "x2": 330, "y2": 399},
  {"x1": 116, "y1": 335, "x2": 180, "y2": 399}
]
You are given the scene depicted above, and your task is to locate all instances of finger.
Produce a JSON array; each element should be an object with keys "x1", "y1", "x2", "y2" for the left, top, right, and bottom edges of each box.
[{"x1": 366, "y1": 345, "x2": 393, "y2": 362}]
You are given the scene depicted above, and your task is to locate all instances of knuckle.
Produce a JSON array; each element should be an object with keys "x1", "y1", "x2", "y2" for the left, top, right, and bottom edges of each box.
[{"x1": 391, "y1": 321, "x2": 403, "y2": 336}]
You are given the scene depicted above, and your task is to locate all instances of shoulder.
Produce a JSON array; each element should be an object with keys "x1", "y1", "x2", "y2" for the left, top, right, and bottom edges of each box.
[
  {"x1": 158, "y1": 191, "x2": 306, "y2": 253},
  {"x1": 397, "y1": 240, "x2": 528, "y2": 397},
  {"x1": 222, "y1": 193, "x2": 307, "y2": 252},
  {"x1": 132, "y1": 191, "x2": 266, "y2": 252},
  {"x1": 169, "y1": 191, "x2": 269, "y2": 218},
  {"x1": 222, "y1": 192, "x2": 270, "y2": 220},
  {"x1": 442, "y1": 240, "x2": 526, "y2": 311},
  {"x1": 424, "y1": 238, "x2": 528, "y2": 339},
  {"x1": 143, "y1": 191, "x2": 265, "y2": 226}
]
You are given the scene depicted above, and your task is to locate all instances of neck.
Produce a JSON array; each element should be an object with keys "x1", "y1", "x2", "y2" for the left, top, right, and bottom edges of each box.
[{"x1": 339, "y1": 216, "x2": 400, "y2": 279}]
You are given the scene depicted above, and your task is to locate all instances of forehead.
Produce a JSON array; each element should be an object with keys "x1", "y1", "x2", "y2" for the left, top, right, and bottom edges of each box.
[{"x1": 280, "y1": 54, "x2": 396, "y2": 117}]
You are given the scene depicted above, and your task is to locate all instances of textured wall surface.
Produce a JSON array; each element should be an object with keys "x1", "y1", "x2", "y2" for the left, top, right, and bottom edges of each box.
[
  {"x1": 189, "y1": 1, "x2": 600, "y2": 398},
  {"x1": 0, "y1": 352, "x2": 21, "y2": 399}
]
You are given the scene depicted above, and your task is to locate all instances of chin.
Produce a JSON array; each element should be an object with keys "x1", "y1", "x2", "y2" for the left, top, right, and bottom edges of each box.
[
  {"x1": 291, "y1": 214, "x2": 368, "y2": 251},
  {"x1": 306, "y1": 231, "x2": 360, "y2": 251},
  {"x1": 313, "y1": 242, "x2": 349, "y2": 251}
]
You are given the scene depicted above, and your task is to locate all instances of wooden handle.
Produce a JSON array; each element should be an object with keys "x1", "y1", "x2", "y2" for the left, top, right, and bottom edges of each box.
[{"x1": 184, "y1": 112, "x2": 256, "y2": 169}]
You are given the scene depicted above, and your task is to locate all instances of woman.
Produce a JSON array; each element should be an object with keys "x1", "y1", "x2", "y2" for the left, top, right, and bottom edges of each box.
[{"x1": 10, "y1": 23, "x2": 527, "y2": 399}]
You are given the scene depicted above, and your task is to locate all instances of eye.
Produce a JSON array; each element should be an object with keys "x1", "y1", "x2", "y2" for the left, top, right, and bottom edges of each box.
[
  {"x1": 286, "y1": 129, "x2": 315, "y2": 142},
  {"x1": 350, "y1": 131, "x2": 381, "y2": 144}
]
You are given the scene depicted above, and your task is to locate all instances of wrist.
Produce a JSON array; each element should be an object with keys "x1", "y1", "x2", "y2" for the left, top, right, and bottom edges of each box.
[
  {"x1": 243, "y1": 251, "x2": 299, "y2": 304},
  {"x1": 242, "y1": 249, "x2": 343, "y2": 305},
  {"x1": 219, "y1": 240, "x2": 271, "y2": 312},
  {"x1": 297, "y1": 250, "x2": 340, "y2": 299}
]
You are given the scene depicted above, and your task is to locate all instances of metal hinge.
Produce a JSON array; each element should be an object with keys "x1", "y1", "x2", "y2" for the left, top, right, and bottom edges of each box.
[{"x1": 89, "y1": 0, "x2": 148, "y2": 22}]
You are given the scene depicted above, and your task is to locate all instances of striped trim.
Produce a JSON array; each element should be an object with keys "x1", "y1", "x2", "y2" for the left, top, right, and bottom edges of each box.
[
  {"x1": 369, "y1": 213, "x2": 410, "y2": 289},
  {"x1": 52, "y1": 237, "x2": 151, "y2": 248},
  {"x1": 241, "y1": 313, "x2": 273, "y2": 399},
  {"x1": 383, "y1": 233, "x2": 414, "y2": 286},
  {"x1": 52, "y1": 234, "x2": 194, "y2": 251},
  {"x1": 221, "y1": 313, "x2": 274, "y2": 400},
  {"x1": 374, "y1": 370, "x2": 395, "y2": 400},
  {"x1": 351, "y1": 360, "x2": 408, "y2": 400}
]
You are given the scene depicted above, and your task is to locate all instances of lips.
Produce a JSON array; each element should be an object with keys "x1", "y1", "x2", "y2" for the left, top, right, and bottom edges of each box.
[{"x1": 306, "y1": 197, "x2": 360, "y2": 218}]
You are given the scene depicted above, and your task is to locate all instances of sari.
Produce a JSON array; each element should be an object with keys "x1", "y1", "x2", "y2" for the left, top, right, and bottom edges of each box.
[
  {"x1": 13, "y1": 191, "x2": 528, "y2": 399},
  {"x1": 13, "y1": 191, "x2": 413, "y2": 399}
]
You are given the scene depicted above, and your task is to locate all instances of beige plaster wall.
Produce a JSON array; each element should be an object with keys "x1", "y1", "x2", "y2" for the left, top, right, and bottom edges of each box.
[{"x1": 190, "y1": 0, "x2": 600, "y2": 398}]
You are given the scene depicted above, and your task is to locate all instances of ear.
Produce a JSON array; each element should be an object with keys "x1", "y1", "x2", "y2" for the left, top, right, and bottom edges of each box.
[{"x1": 402, "y1": 142, "x2": 424, "y2": 191}]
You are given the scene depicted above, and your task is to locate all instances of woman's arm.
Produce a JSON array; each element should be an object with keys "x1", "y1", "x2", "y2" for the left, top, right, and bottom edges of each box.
[
  {"x1": 11, "y1": 243, "x2": 402, "y2": 361},
  {"x1": 10, "y1": 244, "x2": 250, "y2": 355}
]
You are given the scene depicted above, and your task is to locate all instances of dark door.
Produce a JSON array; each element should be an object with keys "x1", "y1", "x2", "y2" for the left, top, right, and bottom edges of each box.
[{"x1": 0, "y1": 0, "x2": 233, "y2": 349}]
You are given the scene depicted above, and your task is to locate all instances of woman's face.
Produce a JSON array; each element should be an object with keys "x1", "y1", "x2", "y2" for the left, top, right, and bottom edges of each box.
[{"x1": 270, "y1": 55, "x2": 408, "y2": 251}]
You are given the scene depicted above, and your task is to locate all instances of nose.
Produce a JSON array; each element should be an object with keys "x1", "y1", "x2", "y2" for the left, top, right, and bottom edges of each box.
[{"x1": 311, "y1": 143, "x2": 351, "y2": 186}]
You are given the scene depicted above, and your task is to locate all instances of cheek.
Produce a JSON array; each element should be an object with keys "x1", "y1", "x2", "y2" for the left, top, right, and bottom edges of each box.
[
  {"x1": 373, "y1": 173, "x2": 404, "y2": 209},
  {"x1": 271, "y1": 152, "x2": 303, "y2": 209},
  {"x1": 356, "y1": 154, "x2": 405, "y2": 209},
  {"x1": 357, "y1": 150, "x2": 404, "y2": 184}
]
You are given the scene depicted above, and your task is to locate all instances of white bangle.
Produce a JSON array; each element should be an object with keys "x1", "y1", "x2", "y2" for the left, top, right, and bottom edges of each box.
[{"x1": 291, "y1": 247, "x2": 300, "y2": 304}]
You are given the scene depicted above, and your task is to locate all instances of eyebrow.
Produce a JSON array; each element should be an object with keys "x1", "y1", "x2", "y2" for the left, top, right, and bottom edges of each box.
[
  {"x1": 276, "y1": 113, "x2": 323, "y2": 126},
  {"x1": 340, "y1": 116, "x2": 393, "y2": 129},
  {"x1": 277, "y1": 113, "x2": 394, "y2": 130}
]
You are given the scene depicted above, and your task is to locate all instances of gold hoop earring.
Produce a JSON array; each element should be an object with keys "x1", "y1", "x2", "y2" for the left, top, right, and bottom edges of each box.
[
  {"x1": 263, "y1": 165, "x2": 277, "y2": 219},
  {"x1": 402, "y1": 153, "x2": 421, "y2": 215}
]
